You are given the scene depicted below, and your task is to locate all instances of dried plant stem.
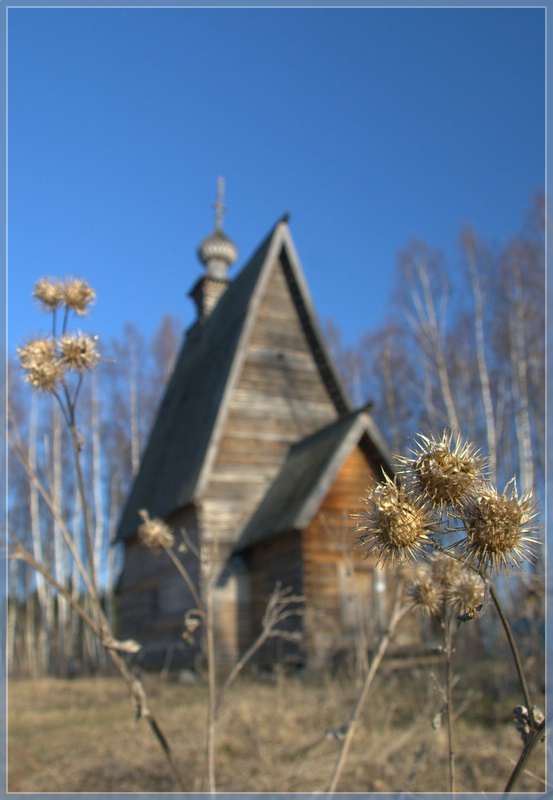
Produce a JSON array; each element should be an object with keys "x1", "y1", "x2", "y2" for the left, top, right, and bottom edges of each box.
[
  {"x1": 9, "y1": 533, "x2": 187, "y2": 791},
  {"x1": 158, "y1": 538, "x2": 215, "y2": 791},
  {"x1": 504, "y1": 718, "x2": 547, "y2": 792},
  {"x1": 214, "y1": 584, "x2": 304, "y2": 720},
  {"x1": 68, "y1": 421, "x2": 99, "y2": 602},
  {"x1": 327, "y1": 580, "x2": 406, "y2": 793},
  {"x1": 444, "y1": 616, "x2": 459, "y2": 793},
  {"x1": 487, "y1": 582, "x2": 544, "y2": 794},
  {"x1": 10, "y1": 390, "x2": 186, "y2": 790},
  {"x1": 8, "y1": 432, "x2": 97, "y2": 601},
  {"x1": 204, "y1": 573, "x2": 217, "y2": 793},
  {"x1": 427, "y1": 543, "x2": 543, "y2": 792},
  {"x1": 162, "y1": 543, "x2": 203, "y2": 611},
  {"x1": 9, "y1": 534, "x2": 101, "y2": 636},
  {"x1": 487, "y1": 582, "x2": 533, "y2": 712},
  {"x1": 428, "y1": 542, "x2": 534, "y2": 713},
  {"x1": 107, "y1": 648, "x2": 186, "y2": 792}
]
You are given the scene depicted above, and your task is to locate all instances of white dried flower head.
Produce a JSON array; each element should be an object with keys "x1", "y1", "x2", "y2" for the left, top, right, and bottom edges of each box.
[
  {"x1": 430, "y1": 552, "x2": 462, "y2": 588},
  {"x1": 17, "y1": 336, "x2": 55, "y2": 369},
  {"x1": 137, "y1": 509, "x2": 175, "y2": 552},
  {"x1": 396, "y1": 431, "x2": 488, "y2": 511},
  {"x1": 406, "y1": 570, "x2": 444, "y2": 617},
  {"x1": 17, "y1": 336, "x2": 63, "y2": 391},
  {"x1": 446, "y1": 570, "x2": 484, "y2": 615},
  {"x1": 58, "y1": 333, "x2": 100, "y2": 372},
  {"x1": 33, "y1": 278, "x2": 64, "y2": 311},
  {"x1": 354, "y1": 473, "x2": 435, "y2": 566},
  {"x1": 62, "y1": 278, "x2": 96, "y2": 315},
  {"x1": 460, "y1": 481, "x2": 540, "y2": 572}
]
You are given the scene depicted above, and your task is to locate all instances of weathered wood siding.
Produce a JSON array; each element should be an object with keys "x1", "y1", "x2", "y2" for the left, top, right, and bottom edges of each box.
[
  {"x1": 197, "y1": 259, "x2": 344, "y2": 663},
  {"x1": 117, "y1": 505, "x2": 201, "y2": 666},
  {"x1": 301, "y1": 445, "x2": 415, "y2": 667},
  {"x1": 244, "y1": 531, "x2": 304, "y2": 665},
  {"x1": 201, "y1": 259, "x2": 340, "y2": 554}
]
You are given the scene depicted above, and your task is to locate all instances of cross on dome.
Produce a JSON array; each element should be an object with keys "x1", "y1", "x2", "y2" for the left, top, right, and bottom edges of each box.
[
  {"x1": 214, "y1": 176, "x2": 226, "y2": 231},
  {"x1": 197, "y1": 177, "x2": 238, "y2": 280}
]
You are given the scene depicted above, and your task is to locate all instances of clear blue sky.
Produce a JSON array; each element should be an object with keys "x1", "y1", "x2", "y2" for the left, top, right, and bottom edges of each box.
[{"x1": 7, "y1": 6, "x2": 546, "y2": 357}]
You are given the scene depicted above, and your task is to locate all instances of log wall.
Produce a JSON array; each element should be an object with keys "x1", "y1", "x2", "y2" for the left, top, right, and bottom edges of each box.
[
  {"x1": 300, "y1": 445, "x2": 417, "y2": 666},
  {"x1": 202, "y1": 259, "x2": 340, "y2": 550},
  {"x1": 117, "y1": 505, "x2": 201, "y2": 666},
  {"x1": 245, "y1": 531, "x2": 304, "y2": 665}
]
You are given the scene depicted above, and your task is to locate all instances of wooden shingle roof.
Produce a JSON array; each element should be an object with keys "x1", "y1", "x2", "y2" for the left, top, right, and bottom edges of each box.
[
  {"x1": 233, "y1": 408, "x2": 393, "y2": 553},
  {"x1": 116, "y1": 217, "x2": 351, "y2": 542}
]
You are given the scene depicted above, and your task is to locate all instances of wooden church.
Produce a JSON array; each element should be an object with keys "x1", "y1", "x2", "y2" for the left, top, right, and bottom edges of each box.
[{"x1": 116, "y1": 182, "x2": 406, "y2": 670}]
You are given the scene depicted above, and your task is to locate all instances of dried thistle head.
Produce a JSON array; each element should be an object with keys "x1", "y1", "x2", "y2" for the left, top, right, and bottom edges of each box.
[
  {"x1": 459, "y1": 481, "x2": 540, "y2": 572},
  {"x1": 17, "y1": 336, "x2": 63, "y2": 391},
  {"x1": 430, "y1": 552, "x2": 462, "y2": 588},
  {"x1": 33, "y1": 278, "x2": 64, "y2": 311},
  {"x1": 406, "y1": 569, "x2": 444, "y2": 617},
  {"x1": 447, "y1": 570, "x2": 484, "y2": 615},
  {"x1": 137, "y1": 509, "x2": 175, "y2": 552},
  {"x1": 58, "y1": 333, "x2": 100, "y2": 372},
  {"x1": 61, "y1": 278, "x2": 96, "y2": 316},
  {"x1": 396, "y1": 431, "x2": 487, "y2": 511},
  {"x1": 354, "y1": 473, "x2": 435, "y2": 566}
]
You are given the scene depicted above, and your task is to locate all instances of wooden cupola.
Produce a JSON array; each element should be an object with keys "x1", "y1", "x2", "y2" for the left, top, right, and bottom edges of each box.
[{"x1": 189, "y1": 177, "x2": 238, "y2": 320}]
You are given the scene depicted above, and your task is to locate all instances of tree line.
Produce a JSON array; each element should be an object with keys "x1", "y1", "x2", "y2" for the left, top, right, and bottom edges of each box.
[
  {"x1": 7, "y1": 193, "x2": 545, "y2": 676},
  {"x1": 8, "y1": 315, "x2": 182, "y2": 676},
  {"x1": 326, "y1": 193, "x2": 545, "y2": 498}
]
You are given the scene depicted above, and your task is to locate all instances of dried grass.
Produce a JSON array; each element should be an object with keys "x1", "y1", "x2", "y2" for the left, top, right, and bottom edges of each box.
[{"x1": 7, "y1": 670, "x2": 546, "y2": 793}]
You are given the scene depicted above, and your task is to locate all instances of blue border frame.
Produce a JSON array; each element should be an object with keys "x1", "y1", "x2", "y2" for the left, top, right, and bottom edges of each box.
[{"x1": 2, "y1": 3, "x2": 549, "y2": 800}]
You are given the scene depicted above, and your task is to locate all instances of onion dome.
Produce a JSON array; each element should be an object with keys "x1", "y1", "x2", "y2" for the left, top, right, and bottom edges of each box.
[{"x1": 197, "y1": 178, "x2": 238, "y2": 280}]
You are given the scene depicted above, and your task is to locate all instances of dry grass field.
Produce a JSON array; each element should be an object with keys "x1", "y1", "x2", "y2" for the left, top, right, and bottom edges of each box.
[{"x1": 8, "y1": 665, "x2": 547, "y2": 793}]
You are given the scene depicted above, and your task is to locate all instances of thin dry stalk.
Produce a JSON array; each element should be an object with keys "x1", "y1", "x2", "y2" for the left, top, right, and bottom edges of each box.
[
  {"x1": 327, "y1": 579, "x2": 407, "y2": 793},
  {"x1": 8, "y1": 532, "x2": 187, "y2": 790},
  {"x1": 206, "y1": 582, "x2": 216, "y2": 793},
  {"x1": 427, "y1": 541, "x2": 542, "y2": 792},
  {"x1": 161, "y1": 541, "x2": 203, "y2": 612},
  {"x1": 444, "y1": 616, "x2": 460, "y2": 792},
  {"x1": 8, "y1": 422, "x2": 96, "y2": 600},
  {"x1": 11, "y1": 281, "x2": 188, "y2": 790},
  {"x1": 214, "y1": 583, "x2": 304, "y2": 720}
]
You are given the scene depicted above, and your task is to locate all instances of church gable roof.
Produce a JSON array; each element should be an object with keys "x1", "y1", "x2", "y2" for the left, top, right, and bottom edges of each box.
[
  {"x1": 116, "y1": 216, "x2": 351, "y2": 542},
  {"x1": 233, "y1": 409, "x2": 393, "y2": 553}
]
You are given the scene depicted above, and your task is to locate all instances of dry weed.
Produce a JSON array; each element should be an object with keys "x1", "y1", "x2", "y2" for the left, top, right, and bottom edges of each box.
[{"x1": 8, "y1": 672, "x2": 546, "y2": 793}]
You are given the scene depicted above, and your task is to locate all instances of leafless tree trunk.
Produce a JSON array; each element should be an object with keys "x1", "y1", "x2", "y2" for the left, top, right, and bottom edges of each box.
[
  {"x1": 70, "y1": 472, "x2": 83, "y2": 668},
  {"x1": 401, "y1": 247, "x2": 459, "y2": 432},
  {"x1": 105, "y1": 471, "x2": 122, "y2": 635},
  {"x1": 379, "y1": 333, "x2": 401, "y2": 455},
  {"x1": 7, "y1": 564, "x2": 19, "y2": 675},
  {"x1": 129, "y1": 337, "x2": 140, "y2": 476},
  {"x1": 462, "y1": 228, "x2": 497, "y2": 483},
  {"x1": 509, "y1": 255, "x2": 535, "y2": 494},
  {"x1": 24, "y1": 566, "x2": 37, "y2": 677},
  {"x1": 29, "y1": 396, "x2": 51, "y2": 673},
  {"x1": 50, "y1": 400, "x2": 69, "y2": 672},
  {"x1": 91, "y1": 373, "x2": 105, "y2": 587}
]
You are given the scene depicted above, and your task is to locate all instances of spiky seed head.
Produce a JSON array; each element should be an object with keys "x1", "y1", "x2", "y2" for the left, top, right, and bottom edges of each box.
[
  {"x1": 17, "y1": 336, "x2": 55, "y2": 368},
  {"x1": 17, "y1": 336, "x2": 63, "y2": 391},
  {"x1": 61, "y1": 278, "x2": 96, "y2": 315},
  {"x1": 33, "y1": 278, "x2": 64, "y2": 311},
  {"x1": 406, "y1": 570, "x2": 444, "y2": 617},
  {"x1": 430, "y1": 552, "x2": 462, "y2": 588},
  {"x1": 447, "y1": 570, "x2": 484, "y2": 615},
  {"x1": 460, "y1": 481, "x2": 540, "y2": 572},
  {"x1": 58, "y1": 333, "x2": 100, "y2": 372},
  {"x1": 354, "y1": 473, "x2": 434, "y2": 566},
  {"x1": 137, "y1": 509, "x2": 175, "y2": 552},
  {"x1": 396, "y1": 431, "x2": 487, "y2": 511}
]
